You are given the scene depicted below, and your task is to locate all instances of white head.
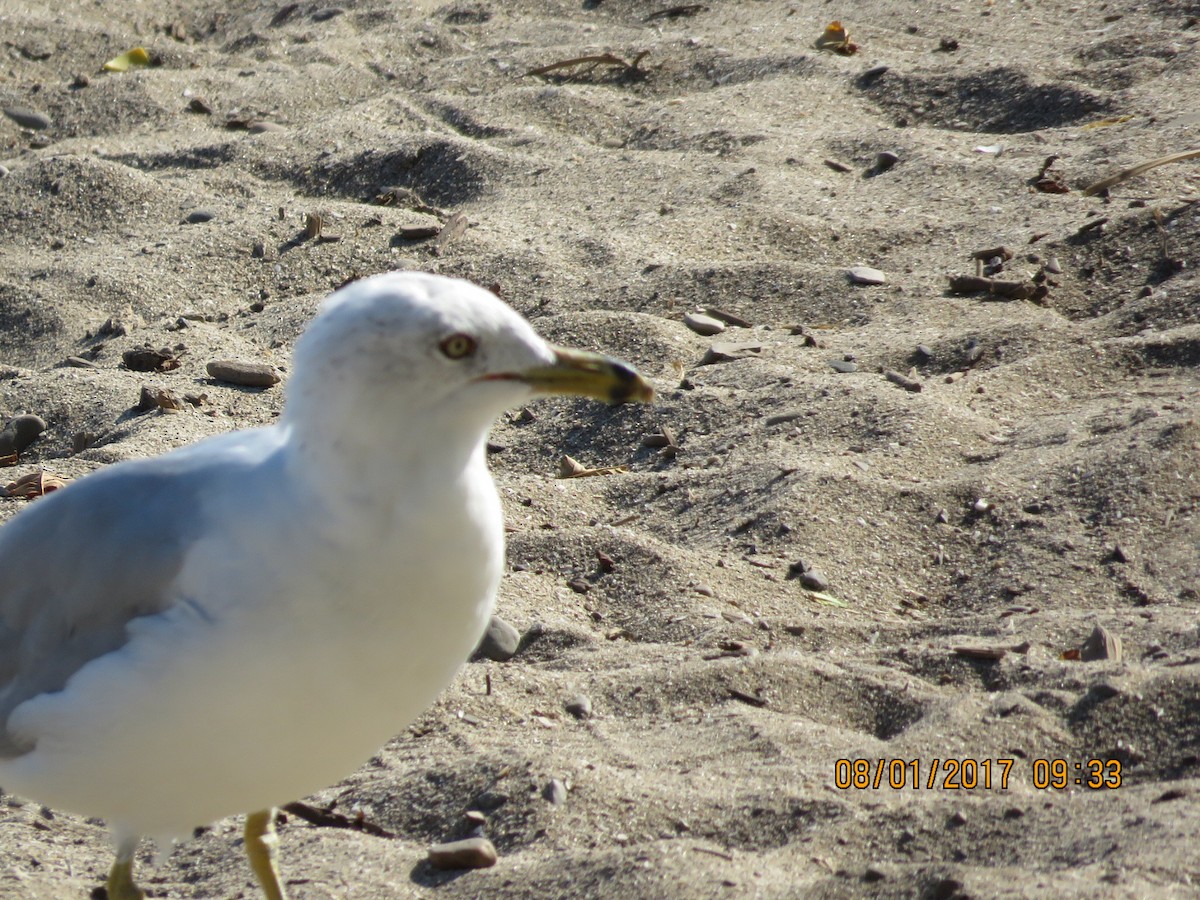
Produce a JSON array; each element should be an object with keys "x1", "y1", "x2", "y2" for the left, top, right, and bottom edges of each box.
[{"x1": 283, "y1": 272, "x2": 651, "y2": 472}]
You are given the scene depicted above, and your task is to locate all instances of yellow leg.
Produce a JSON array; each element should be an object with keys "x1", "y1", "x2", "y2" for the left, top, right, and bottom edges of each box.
[
  {"x1": 244, "y1": 809, "x2": 288, "y2": 900},
  {"x1": 106, "y1": 838, "x2": 146, "y2": 900}
]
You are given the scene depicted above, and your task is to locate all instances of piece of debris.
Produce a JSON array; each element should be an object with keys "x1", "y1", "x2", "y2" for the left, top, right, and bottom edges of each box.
[
  {"x1": 123, "y1": 346, "x2": 183, "y2": 373},
  {"x1": 427, "y1": 837, "x2": 498, "y2": 870},
  {"x1": 1080, "y1": 625, "x2": 1123, "y2": 663},
  {"x1": 848, "y1": 265, "x2": 887, "y2": 286},
  {"x1": 870, "y1": 151, "x2": 900, "y2": 175},
  {"x1": 947, "y1": 275, "x2": 1040, "y2": 301},
  {"x1": 884, "y1": 369, "x2": 922, "y2": 393},
  {"x1": 699, "y1": 341, "x2": 762, "y2": 365},
  {"x1": 475, "y1": 615, "x2": 520, "y2": 662},
  {"x1": 525, "y1": 51, "x2": 649, "y2": 79},
  {"x1": 704, "y1": 307, "x2": 752, "y2": 328},
  {"x1": 102, "y1": 47, "x2": 152, "y2": 72},
  {"x1": 137, "y1": 385, "x2": 186, "y2": 412},
  {"x1": 398, "y1": 223, "x2": 441, "y2": 240},
  {"x1": 558, "y1": 455, "x2": 628, "y2": 478},
  {"x1": 3, "y1": 107, "x2": 51, "y2": 131},
  {"x1": 0, "y1": 415, "x2": 47, "y2": 464},
  {"x1": 280, "y1": 801, "x2": 394, "y2": 838},
  {"x1": 432, "y1": 212, "x2": 469, "y2": 256},
  {"x1": 565, "y1": 694, "x2": 593, "y2": 719},
  {"x1": 206, "y1": 360, "x2": 282, "y2": 387},
  {"x1": 953, "y1": 645, "x2": 1008, "y2": 662},
  {"x1": 1033, "y1": 154, "x2": 1070, "y2": 193},
  {"x1": 815, "y1": 21, "x2": 858, "y2": 54},
  {"x1": 1083, "y1": 147, "x2": 1200, "y2": 196},
  {"x1": 644, "y1": 4, "x2": 708, "y2": 21},
  {"x1": 1, "y1": 470, "x2": 66, "y2": 499},
  {"x1": 683, "y1": 312, "x2": 725, "y2": 336}
]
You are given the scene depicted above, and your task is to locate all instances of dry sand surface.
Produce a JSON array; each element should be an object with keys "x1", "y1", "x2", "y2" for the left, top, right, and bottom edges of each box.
[{"x1": 1, "y1": 0, "x2": 1199, "y2": 897}]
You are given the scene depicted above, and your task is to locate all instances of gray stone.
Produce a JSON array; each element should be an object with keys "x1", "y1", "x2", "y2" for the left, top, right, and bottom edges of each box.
[
  {"x1": 829, "y1": 359, "x2": 858, "y2": 373},
  {"x1": 799, "y1": 568, "x2": 830, "y2": 592},
  {"x1": 0, "y1": 415, "x2": 46, "y2": 458},
  {"x1": 475, "y1": 615, "x2": 520, "y2": 661},
  {"x1": 206, "y1": 359, "x2": 282, "y2": 387},
  {"x1": 848, "y1": 266, "x2": 887, "y2": 286},
  {"x1": 3, "y1": 107, "x2": 51, "y2": 131},
  {"x1": 565, "y1": 694, "x2": 593, "y2": 719},
  {"x1": 543, "y1": 778, "x2": 567, "y2": 805},
  {"x1": 427, "y1": 837, "x2": 497, "y2": 870},
  {"x1": 683, "y1": 312, "x2": 725, "y2": 336}
]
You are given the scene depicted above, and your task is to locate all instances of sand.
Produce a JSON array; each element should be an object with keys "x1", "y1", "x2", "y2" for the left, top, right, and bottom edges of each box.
[{"x1": 0, "y1": 0, "x2": 1198, "y2": 897}]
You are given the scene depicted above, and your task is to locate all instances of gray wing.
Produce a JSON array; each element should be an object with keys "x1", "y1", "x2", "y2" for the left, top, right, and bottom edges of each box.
[{"x1": 0, "y1": 443, "x2": 265, "y2": 757}]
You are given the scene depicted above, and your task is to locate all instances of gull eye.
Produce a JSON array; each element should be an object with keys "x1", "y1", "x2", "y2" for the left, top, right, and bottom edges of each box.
[{"x1": 439, "y1": 333, "x2": 477, "y2": 360}]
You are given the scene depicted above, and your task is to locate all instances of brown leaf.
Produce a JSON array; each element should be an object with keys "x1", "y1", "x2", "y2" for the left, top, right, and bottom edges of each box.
[{"x1": 3, "y1": 470, "x2": 67, "y2": 499}]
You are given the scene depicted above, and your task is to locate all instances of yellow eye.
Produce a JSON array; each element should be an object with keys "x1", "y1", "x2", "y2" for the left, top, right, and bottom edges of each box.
[{"x1": 439, "y1": 333, "x2": 477, "y2": 359}]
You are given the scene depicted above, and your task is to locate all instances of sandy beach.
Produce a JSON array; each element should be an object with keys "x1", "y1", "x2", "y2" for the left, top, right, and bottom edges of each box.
[{"x1": 1, "y1": 0, "x2": 1199, "y2": 896}]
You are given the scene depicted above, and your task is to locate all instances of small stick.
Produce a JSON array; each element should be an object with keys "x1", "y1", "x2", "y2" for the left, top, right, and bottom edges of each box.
[
  {"x1": 1083, "y1": 148, "x2": 1200, "y2": 196},
  {"x1": 645, "y1": 4, "x2": 708, "y2": 21},
  {"x1": 281, "y1": 801, "x2": 395, "y2": 838},
  {"x1": 947, "y1": 275, "x2": 1035, "y2": 300},
  {"x1": 526, "y1": 51, "x2": 649, "y2": 78}
]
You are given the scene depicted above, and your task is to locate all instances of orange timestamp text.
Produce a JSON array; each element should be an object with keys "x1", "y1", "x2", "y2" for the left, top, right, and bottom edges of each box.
[{"x1": 833, "y1": 758, "x2": 1123, "y2": 791}]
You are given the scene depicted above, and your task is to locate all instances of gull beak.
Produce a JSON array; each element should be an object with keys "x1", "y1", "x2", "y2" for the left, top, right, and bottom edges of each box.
[{"x1": 517, "y1": 346, "x2": 654, "y2": 405}]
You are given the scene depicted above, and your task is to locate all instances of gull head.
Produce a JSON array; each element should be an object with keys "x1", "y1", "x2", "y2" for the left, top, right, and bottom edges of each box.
[{"x1": 284, "y1": 272, "x2": 652, "y2": 454}]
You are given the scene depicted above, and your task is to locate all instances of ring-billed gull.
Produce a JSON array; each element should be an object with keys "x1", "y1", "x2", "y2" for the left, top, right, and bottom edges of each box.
[{"x1": 0, "y1": 271, "x2": 652, "y2": 899}]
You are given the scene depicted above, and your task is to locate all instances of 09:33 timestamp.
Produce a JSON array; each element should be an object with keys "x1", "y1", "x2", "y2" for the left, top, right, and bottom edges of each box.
[{"x1": 834, "y1": 757, "x2": 1123, "y2": 791}]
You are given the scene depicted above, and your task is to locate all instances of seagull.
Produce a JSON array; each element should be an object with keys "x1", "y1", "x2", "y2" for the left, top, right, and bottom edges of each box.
[{"x1": 0, "y1": 271, "x2": 652, "y2": 899}]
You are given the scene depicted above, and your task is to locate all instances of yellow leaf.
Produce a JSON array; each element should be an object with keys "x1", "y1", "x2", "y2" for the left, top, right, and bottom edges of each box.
[{"x1": 103, "y1": 47, "x2": 152, "y2": 72}]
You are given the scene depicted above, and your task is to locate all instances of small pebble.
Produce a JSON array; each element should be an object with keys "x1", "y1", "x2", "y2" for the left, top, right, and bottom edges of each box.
[
  {"x1": 543, "y1": 779, "x2": 567, "y2": 805},
  {"x1": 427, "y1": 837, "x2": 497, "y2": 871},
  {"x1": 1045, "y1": 257, "x2": 1062, "y2": 274},
  {"x1": 399, "y1": 224, "x2": 440, "y2": 240},
  {"x1": 0, "y1": 415, "x2": 47, "y2": 458},
  {"x1": 64, "y1": 356, "x2": 99, "y2": 369},
  {"x1": 972, "y1": 498, "x2": 993, "y2": 514},
  {"x1": 188, "y1": 97, "x2": 213, "y2": 115},
  {"x1": 185, "y1": 209, "x2": 216, "y2": 224},
  {"x1": 683, "y1": 312, "x2": 725, "y2": 336},
  {"x1": 246, "y1": 121, "x2": 286, "y2": 134},
  {"x1": 872, "y1": 151, "x2": 900, "y2": 173},
  {"x1": 3, "y1": 107, "x2": 51, "y2": 131},
  {"x1": 799, "y1": 569, "x2": 830, "y2": 592},
  {"x1": 829, "y1": 359, "x2": 858, "y2": 374},
  {"x1": 915, "y1": 344, "x2": 933, "y2": 361},
  {"x1": 848, "y1": 266, "x2": 887, "y2": 286},
  {"x1": 312, "y1": 7, "x2": 346, "y2": 21},
  {"x1": 206, "y1": 360, "x2": 282, "y2": 387},
  {"x1": 0, "y1": 165, "x2": 9, "y2": 178},
  {"x1": 475, "y1": 615, "x2": 520, "y2": 661},
  {"x1": 565, "y1": 694, "x2": 593, "y2": 719}
]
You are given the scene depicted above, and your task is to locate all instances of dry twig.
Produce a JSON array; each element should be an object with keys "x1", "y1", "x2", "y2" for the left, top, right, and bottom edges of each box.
[
  {"x1": 526, "y1": 51, "x2": 649, "y2": 79},
  {"x1": 1083, "y1": 148, "x2": 1200, "y2": 196}
]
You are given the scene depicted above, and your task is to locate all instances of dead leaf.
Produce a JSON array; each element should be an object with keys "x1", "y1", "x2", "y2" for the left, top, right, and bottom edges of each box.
[
  {"x1": 815, "y1": 21, "x2": 858, "y2": 55},
  {"x1": 3, "y1": 471, "x2": 67, "y2": 499},
  {"x1": 102, "y1": 47, "x2": 152, "y2": 72}
]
